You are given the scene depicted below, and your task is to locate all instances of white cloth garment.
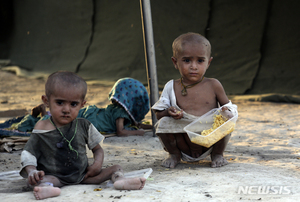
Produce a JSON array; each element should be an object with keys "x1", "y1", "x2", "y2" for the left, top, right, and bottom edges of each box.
[
  {"x1": 181, "y1": 147, "x2": 213, "y2": 162},
  {"x1": 152, "y1": 80, "x2": 238, "y2": 134}
]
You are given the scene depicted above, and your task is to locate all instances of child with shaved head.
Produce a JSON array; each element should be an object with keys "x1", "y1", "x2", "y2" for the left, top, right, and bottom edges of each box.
[
  {"x1": 20, "y1": 71, "x2": 146, "y2": 200},
  {"x1": 152, "y1": 32, "x2": 237, "y2": 168}
]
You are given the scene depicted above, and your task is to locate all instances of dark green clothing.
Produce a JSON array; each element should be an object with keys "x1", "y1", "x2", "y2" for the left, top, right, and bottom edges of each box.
[
  {"x1": 78, "y1": 104, "x2": 132, "y2": 133},
  {"x1": 22, "y1": 118, "x2": 103, "y2": 184}
]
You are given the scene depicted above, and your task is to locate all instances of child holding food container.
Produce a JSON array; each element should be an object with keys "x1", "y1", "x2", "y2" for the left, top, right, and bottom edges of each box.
[{"x1": 152, "y1": 32, "x2": 238, "y2": 169}]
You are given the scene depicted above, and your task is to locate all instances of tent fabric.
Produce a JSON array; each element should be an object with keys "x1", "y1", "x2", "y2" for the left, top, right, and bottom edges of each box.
[
  {"x1": 78, "y1": 0, "x2": 147, "y2": 83},
  {"x1": 1, "y1": 0, "x2": 300, "y2": 102},
  {"x1": 5, "y1": 0, "x2": 92, "y2": 76},
  {"x1": 150, "y1": 0, "x2": 211, "y2": 86},
  {"x1": 204, "y1": 0, "x2": 269, "y2": 95},
  {"x1": 247, "y1": 0, "x2": 300, "y2": 95}
]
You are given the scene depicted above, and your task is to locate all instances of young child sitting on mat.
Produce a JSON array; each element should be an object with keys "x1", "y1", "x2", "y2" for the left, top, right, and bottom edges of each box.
[
  {"x1": 152, "y1": 32, "x2": 237, "y2": 169},
  {"x1": 20, "y1": 71, "x2": 146, "y2": 200}
]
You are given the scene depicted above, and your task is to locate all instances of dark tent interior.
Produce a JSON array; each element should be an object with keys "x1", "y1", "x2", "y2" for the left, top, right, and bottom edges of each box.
[{"x1": 1, "y1": 0, "x2": 299, "y2": 103}]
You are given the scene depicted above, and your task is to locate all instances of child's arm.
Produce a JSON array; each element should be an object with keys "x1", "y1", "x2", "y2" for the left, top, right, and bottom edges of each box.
[
  {"x1": 115, "y1": 118, "x2": 144, "y2": 136},
  {"x1": 213, "y1": 78, "x2": 230, "y2": 106},
  {"x1": 154, "y1": 107, "x2": 183, "y2": 120},
  {"x1": 24, "y1": 165, "x2": 45, "y2": 186},
  {"x1": 84, "y1": 144, "x2": 104, "y2": 179},
  {"x1": 212, "y1": 79, "x2": 234, "y2": 119}
]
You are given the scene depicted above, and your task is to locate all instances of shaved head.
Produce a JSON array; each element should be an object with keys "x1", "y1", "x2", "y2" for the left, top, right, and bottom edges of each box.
[{"x1": 172, "y1": 32, "x2": 211, "y2": 58}]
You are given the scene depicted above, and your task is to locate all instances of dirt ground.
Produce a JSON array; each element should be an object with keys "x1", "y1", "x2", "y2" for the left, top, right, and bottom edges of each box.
[{"x1": 0, "y1": 70, "x2": 300, "y2": 202}]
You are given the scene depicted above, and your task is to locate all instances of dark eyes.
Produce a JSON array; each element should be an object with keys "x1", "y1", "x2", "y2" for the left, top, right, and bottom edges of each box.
[
  {"x1": 71, "y1": 102, "x2": 79, "y2": 107},
  {"x1": 183, "y1": 59, "x2": 205, "y2": 63},
  {"x1": 55, "y1": 101, "x2": 79, "y2": 107},
  {"x1": 56, "y1": 101, "x2": 63, "y2": 105}
]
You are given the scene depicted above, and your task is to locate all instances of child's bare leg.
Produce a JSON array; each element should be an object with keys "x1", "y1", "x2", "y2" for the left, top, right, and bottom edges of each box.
[
  {"x1": 32, "y1": 175, "x2": 63, "y2": 200},
  {"x1": 81, "y1": 165, "x2": 145, "y2": 190},
  {"x1": 158, "y1": 133, "x2": 182, "y2": 168},
  {"x1": 112, "y1": 171, "x2": 146, "y2": 190},
  {"x1": 81, "y1": 165, "x2": 123, "y2": 184},
  {"x1": 31, "y1": 104, "x2": 47, "y2": 117},
  {"x1": 211, "y1": 134, "x2": 231, "y2": 168}
]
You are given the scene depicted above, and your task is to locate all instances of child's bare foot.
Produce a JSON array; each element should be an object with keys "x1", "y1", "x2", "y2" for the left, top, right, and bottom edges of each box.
[
  {"x1": 33, "y1": 186, "x2": 61, "y2": 200},
  {"x1": 161, "y1": 154, "x2": 181, "y2": 168},
  {"x1": 211, "y1": 154, "x2": 228, "y2": 168},
  {"x1": 31, "y1": 104, "x2": 47, "y2": 118},
  {"x1": 114, "y1": 177, "x2": 146, "y2": 190}
]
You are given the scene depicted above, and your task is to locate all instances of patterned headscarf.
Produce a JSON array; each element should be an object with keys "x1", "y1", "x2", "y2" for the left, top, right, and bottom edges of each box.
[{"x1": 108, "y1": 78, "x2": 150, "y2": 123}]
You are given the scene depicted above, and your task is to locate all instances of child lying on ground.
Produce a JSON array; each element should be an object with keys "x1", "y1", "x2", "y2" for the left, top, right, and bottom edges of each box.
[
  {"x1": 12, "y1": 77, "x2": 152, "y2": 137},
  {"x1": 152, "y1": 32, "x2": 237, "y2": 169},
  {"x1": 20, "y1": 71, "x2": 146, "y2": 200}
]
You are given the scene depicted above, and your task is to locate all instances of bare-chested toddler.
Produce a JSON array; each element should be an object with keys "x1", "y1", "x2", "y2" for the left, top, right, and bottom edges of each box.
[
  {"x1": 152, "y1": 32, "x2": 236, "y2": 169},
  {"x1": 20, "y1": 71, "x2": 146, "y2": 200}
]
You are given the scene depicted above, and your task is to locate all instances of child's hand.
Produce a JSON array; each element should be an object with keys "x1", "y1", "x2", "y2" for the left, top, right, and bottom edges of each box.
[
  {"x1": 168, "y1": 107, "x2": 183, "y2": 120},
  {"x1": 84, "y1": 163, "x2": 101, "y2": 179},
  {"x1": 220, "y1": 106, "x2": 233, "y2": 120},
  {"x1": 84, "y1": 145, "x2": 103, "y2": 180},
  {"x1": 28, "y1": 170, "x2": 45, "y2": 186}
]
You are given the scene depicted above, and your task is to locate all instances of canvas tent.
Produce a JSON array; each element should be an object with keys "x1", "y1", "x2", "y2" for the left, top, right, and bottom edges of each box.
[{"x1": 1, "y1": 0, "x2": 300, "y2": 103}]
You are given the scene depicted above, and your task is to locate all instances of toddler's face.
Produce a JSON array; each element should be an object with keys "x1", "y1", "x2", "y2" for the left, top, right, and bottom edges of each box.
[
  {"x1": 172, "y1": 42, "x2": 212, "y2": 84},
  {"x1": 45, "y1": 86, "x2": 86, "y2": 128}
]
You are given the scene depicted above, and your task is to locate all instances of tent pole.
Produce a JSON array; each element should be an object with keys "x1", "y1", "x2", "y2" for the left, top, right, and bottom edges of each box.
[{"x1": 140, "y1": 0, "x2": 159, "y2": 135}]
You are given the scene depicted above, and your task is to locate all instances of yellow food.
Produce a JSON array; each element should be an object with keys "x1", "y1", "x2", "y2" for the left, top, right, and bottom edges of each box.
[
  {"x1": 201, "y1": 115, "x2": 226, "y2": 136},
  {"x1": 190, "y1": 114, "x2": 235, "y2": 147},
  {"x1": 93, "y1": 188, "x2": 102, "y2": 191}
]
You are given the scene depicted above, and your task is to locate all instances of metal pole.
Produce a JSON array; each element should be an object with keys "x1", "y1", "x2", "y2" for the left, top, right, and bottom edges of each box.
[{"x1": 140, "y1": 0, "x2": 159, "y2": 134}]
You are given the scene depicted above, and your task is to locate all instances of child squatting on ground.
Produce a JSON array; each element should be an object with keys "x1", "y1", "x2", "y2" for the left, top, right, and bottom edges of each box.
[
  {"x1": 20, "y1": 71, "x2": 146, "y2": 200},
  {"x1": 152, "y1": 32, "x2": 237, "y2": 169}
]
